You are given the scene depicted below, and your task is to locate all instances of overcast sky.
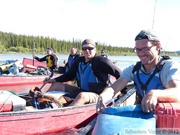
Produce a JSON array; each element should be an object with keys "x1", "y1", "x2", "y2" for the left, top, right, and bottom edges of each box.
[{"x1": 0, "y1": 0, "x2": 180, "y2": 51}]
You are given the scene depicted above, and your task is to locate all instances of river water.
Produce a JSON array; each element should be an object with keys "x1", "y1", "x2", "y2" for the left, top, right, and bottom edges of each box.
[{"x1": 1, "y1": 54, "x2": 180, "y2": 70}]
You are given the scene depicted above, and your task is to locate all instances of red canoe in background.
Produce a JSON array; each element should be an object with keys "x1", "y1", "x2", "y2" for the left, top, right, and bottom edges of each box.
[
  {"x1": 0, "y1": 58, "x2": 72, "y2": 94},
  {"x1": 0, "y1": 73, "x2": 72, "y2": 94},
  {"x1": 23, "y1": 57, "x2": 46, "y2": 72},
  {"x1": 0, "y1": 76, "x2": 52, "y2": 94}
]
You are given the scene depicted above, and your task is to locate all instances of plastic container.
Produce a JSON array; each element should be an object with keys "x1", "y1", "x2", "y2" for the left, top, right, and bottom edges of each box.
[
  {"x1": 92, "y1": 105, "x2": 156, "y2": 135},
  {"x1": 155, "y1": 102, "x2": 180, "y2": 129},
  {"x1": 0, "y1": 90, "x2": 26, "y2": 111}
]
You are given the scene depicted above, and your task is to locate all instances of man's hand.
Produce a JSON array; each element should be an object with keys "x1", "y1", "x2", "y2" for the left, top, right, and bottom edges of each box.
[
  {"x1": 141, "y1": 90, "x2": 158, "y2": 113},
  {"x1": 96, "y1": 96, "x2": 106, "y2": 114},
  {"x1": 29, "y1": 87, "x2": 42, "y2": 97},
  {"x1": 32, "y1": 52, "x2": 36, "y2": 58}
]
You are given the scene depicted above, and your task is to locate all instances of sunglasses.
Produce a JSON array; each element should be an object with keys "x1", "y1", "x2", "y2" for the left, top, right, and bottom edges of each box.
[{"x1": 82, "y1": 47, "x2": 94, "y2": 51}]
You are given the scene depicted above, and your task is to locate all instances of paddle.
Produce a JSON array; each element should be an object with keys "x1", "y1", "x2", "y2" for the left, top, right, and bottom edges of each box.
[
  {"x1": 27, "y1": 71, "x2": 55, "y2": 108},
  {"x1": 33, "y1": 40, "x2": 36, "y2": 66},
  {"x1": 28, "y1": 70, "x2": 54, "y2": 97},
  {"x1": 39, "y1": 70, "x2": 54, "y2": 91},
  {"x1": 77, "y1": 86, "x2": 136, "y2": 135}
]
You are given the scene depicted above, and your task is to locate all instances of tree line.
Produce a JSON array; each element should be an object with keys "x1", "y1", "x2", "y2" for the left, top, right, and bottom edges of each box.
[
  {"x1": 0, "y1": 31, "x2": 136, "y2": 56},
  {"x1": 0, "y1": 31, "x2": 178, "y2": 56}
]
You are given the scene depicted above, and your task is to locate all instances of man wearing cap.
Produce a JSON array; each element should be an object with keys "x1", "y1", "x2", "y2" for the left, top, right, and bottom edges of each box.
[
  {"x1": 33, "y1": 47, "x2": 58, "y2": 71},
  {"x1": 97, "y1": 29, "x2": 180, "y2": 113},
  {"x1": 44, "y1": 39, "x2": 121, "y2": 106}
]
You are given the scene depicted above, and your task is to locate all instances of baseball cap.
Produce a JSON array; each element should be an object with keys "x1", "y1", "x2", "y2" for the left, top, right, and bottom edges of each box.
[
  {"x1": 135, "y1": 29, "x2": 160, "y2": 42},
  {"x1": 82, "y1": 39, "x2": 96, "y2": 47},
  {"x1": 46, "y1": 47, "x2": 53, "y2": 51}
]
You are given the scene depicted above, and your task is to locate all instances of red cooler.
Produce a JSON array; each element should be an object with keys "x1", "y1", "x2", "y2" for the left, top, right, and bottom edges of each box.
[{"x1": 155, "y1": 102, "x2": 180, "y2": 129}]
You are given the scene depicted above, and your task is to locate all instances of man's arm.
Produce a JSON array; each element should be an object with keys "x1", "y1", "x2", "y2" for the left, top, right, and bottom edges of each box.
[
  {"x1": 93, "y1": 57, "x2": 121, "y2": 80},
  {"x1": 53, "y1": 56, "x2": 83, "y2": 82},
  {"x1": 141, "y1": 80, "x2": 180, "y2": 112},
  {"x1": 34, "y1": 56, "x2": 46, "y2": 62},
  {"x1": 97, "y1": 77, "x2": 129, "y2": 113},
  {"x1": 157, "y1": 80, "x2": 180, "y2": 102}
]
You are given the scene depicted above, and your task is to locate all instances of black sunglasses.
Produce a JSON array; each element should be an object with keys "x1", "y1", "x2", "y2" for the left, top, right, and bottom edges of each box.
[{"x1": 82, "y1": 47, "x2": 94, "y2": 51}]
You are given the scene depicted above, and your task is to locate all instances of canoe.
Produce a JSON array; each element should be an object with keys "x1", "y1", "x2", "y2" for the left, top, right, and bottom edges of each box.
[
  {"x1": 0, "y1": 91, "x2": 97, "y2": 134},
  {"x1": 22, "y1": 57, "x2": 46, "y2": 72},
  {"x1": 0, "y1": 75, "x2": 53, "y2": 94},
  {"x1": 0, "y1": 83, "x2": 134, "y2": 135},
  {"x1": 0, "y1": 105, "x2": 96, "y2": 134},
  {"x1": 0, "y1": 58, "x2": 72, "y2": 94},
  {"x1": 0, "y1": 91, "x2": 106, "y2": 134},
  {"x1": 0, "y1": 74, "x2": 74, "y2": 94},
  {"x1": 0, "y1": 58, "x2": 49, "y2": 94}
]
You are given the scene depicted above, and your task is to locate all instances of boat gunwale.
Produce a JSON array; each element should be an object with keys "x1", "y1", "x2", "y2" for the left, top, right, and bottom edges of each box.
[{"x1": 0, "y1": 102, "x2": 96, "y2": 116}]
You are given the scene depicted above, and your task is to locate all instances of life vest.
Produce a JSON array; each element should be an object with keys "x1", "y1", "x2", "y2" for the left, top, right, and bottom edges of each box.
[
  {"x1": 132, "y1": 56, "x2": 170, "y2": 99},
  {"x1": 46, "y1": 56, "x2": 53, "y2": 68},
  {"x1": 65, "y1": 55, "x2": 76, "y2": 73},
  {"x1": 76, "y1": 61, "x2": 100, "y2": 91},
  {"x1": 66, "y1": 53, "x2": 80, "y2": 72},
  {"x1": 68, "y1": 55, "x2": 74, "y2": 68},
  {"x1": 46, "y1": 54, "x2": 58, "y2": 70}
]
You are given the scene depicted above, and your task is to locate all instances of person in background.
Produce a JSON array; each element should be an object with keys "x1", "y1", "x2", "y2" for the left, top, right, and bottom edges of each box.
[
  {"x1": 44, "y1": 39, "x2": 121, "y2": 106},
  {"x1": 33, "y1": 47, "x2": 58, "y2": 71},
  {"x1": 101, "y1": 49, "x2": 108, "y2": 58},
  {"x1": 97, "y1": 29, "x2": 180, "y2": 113},
  {"x1": 65, "y1": 47, "x2": 80, "y2": 72},
  {"x1": 58, "y1": 47, "x2": 80, "y2": 74}
]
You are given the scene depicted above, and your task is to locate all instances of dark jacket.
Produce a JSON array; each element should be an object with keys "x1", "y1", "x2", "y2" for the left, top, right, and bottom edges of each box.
[{"x1": 54, "y1": 55, "x2": 121, "y2": 94}]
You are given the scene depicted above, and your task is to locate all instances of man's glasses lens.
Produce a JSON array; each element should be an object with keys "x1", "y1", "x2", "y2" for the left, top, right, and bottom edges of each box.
[
  {"x1": 82, "y1": 47, "x2": 94, "y2": 51},
  {"x1": 133, "y1": 45, "x2": 155, "y2": 53}
]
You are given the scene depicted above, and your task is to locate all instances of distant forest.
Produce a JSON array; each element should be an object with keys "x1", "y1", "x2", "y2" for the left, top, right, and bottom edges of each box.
[
  {"x1": 0, "y1": 31, "x2": 178, "y2": 56},
  {"x1": 0, "y1": 31, "x2": 135, "y2": 56}
]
